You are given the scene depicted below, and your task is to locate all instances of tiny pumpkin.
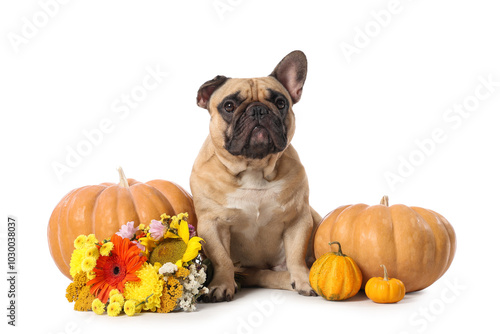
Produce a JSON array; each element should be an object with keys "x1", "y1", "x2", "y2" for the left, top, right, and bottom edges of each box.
[
  {"x1": 309, "y1": 241, "x2": 363, "y2": 301},
  {"x1": 365, "y1": 265, "x2": 406, "y2": 304}
]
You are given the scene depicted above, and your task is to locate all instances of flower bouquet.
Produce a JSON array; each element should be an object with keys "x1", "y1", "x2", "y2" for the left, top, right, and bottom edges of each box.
[{"x1": 65, "y1": 213, "x2": 208, "y2": 316}]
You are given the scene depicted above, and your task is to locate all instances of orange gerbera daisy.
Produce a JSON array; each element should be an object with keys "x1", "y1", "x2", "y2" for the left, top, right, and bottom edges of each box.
[{"x1": 87, "y1": 234, "x2": 147, "y2": 303}]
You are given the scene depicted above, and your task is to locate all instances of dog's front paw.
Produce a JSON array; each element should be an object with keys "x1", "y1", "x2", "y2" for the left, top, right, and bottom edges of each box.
[
  {"x1": 291, "y1": 279, "x2": 318, "y2": 297},
  {"x1": 203, "y1": 278, "x2": 237, "y2": 302}
]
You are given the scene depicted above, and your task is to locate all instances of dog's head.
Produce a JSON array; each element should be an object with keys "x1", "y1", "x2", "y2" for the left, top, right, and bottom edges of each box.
[{"x1": 196, "y1": 51, "x2": 307, "y2": 161}]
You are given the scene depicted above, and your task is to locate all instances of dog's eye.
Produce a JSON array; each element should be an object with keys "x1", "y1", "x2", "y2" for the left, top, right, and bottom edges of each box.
[
  {"x1": 224, "y1": 101, "x2": 235, "y2": 113},
  {"x1": 276, "y1": 98, "x2": 286, "y2": 110}
]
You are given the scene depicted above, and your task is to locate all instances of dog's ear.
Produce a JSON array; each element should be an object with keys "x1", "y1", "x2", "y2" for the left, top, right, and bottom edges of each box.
[
  {"x1": 196, "y1": 75, "x2": 229, "y2": 109},
  {"x1": 270, "y1": 51, "x2": 307, "y2": 104}
]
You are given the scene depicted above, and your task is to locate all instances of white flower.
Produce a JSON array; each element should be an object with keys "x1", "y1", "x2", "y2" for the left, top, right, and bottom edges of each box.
[
  {"x1": 179, "y1": 295, "x2": 197, "y2": 312},
  {"x1": 159, "y1": 262, "x2": 178, "y2": 276},
  {"x1": 196, "y1": 269, "x2": 206, "y2": 285},
  {"x1": 187, "y1": 283, "x2": 200, "y2": 294},
  {"x1": 178, "y1": 296, "x2": 191, "y2": 311},
  {"x1": 189, "y1": 264, "x2": 197, "y2": 275},
  {"x1": 174, "y1": 264, "x2": 208, "y2": 312}
]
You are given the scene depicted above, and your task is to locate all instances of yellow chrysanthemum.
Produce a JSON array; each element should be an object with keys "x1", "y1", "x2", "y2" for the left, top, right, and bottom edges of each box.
[
  {"x1": 74, "y1": 235, "x2": 88, "y2": 250},
  {"x1": 123, "y1": 263, "x2": 164, "y2": 312},
  {"x1": 85, "y1": 245, "x2": 99, "y2": 259},
  {"x1": 109, "y1": 289, "x2": 120, "y2": 297},
  {"x1": 91, "y1": 299, "x2": 105, "y2": 315},
  {"x1": 135, "y1": 303, "x2": 143, "y2": 314},
  {"x1": 81, "y1": 256, "x2": 97, "y2": 272},
  {"x1": 99, "y1": 242, "x2": 114, "y2": 256},
  {"x1": 86, "y1": 234, "x2": 98, "y2": 245},
  {"x1": 123, "y1": 300, "x2": 136, "y2": 316},
  {"x1": 87, "y1": 271, "x2": 96, "y2": 280},
  {"x1": 69, "y1": 248, "x2": 86, "y2": 278},
  {"x1": 109, "y1": 293, "x2": 124, "y2": 307},
  {"x1": 107, "y1": 302, "x2": 122, "y2": 317},
  {"x1": 160, "y1": 213, "x2": 170, "y2": 221}
]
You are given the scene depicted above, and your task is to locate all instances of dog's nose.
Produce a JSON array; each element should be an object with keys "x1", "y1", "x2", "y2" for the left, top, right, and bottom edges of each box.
[{"x1": 247, "y1": 103, "x2": 269, "y2": 119}]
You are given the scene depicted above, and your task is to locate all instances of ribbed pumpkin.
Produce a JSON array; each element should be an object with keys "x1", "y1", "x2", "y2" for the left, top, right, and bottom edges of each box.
[
  {"x1": 365, "y1": 265, "x2": 406, "y2": 303},
  {"x1": 309, "y1": 241, "x2": 363, "y2": 301},
  {"x1": 47, "y1": 167, "x2": 197, "y2": 279},
  {"x1": 313, "y1": 196, "x2": 456, "y2": 292}
]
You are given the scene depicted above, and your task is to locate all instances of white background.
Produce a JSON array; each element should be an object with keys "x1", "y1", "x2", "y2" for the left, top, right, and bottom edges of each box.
[{"x1": 1, "y1": 0, "x2": 499, "y2": 333}]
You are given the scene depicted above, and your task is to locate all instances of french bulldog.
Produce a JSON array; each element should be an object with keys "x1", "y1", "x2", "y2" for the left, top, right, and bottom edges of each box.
[{"x1": 190, "y1": 50, "x2": 321, "y2": 302}]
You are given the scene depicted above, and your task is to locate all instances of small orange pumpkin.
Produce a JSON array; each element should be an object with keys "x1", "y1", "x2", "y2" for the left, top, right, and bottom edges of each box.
[
  {"x1": 309, "y1": 241, "x2": 363, "y2": 301},
  {"x1": 47, "y1": 167, "x2": 197, "y2": 279},
  {"x1": 365, "y1": 265, "x2": 406, "y2": 303}
]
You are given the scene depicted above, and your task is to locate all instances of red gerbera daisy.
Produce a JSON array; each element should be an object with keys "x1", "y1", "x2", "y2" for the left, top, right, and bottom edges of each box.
[{"x1": 87, "y1": 234, "x2": 147, "y2": 302}]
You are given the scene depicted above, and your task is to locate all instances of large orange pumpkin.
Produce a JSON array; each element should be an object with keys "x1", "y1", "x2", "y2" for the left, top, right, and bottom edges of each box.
[
  {"x1": 48, "y1": 167, "x2": 197, "y2": 279},
  {"x1": 313, "y1": 196, "x2": 456, "y2": 292}
]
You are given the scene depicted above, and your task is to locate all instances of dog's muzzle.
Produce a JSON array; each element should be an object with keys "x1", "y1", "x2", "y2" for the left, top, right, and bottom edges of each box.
[{"x1": 225, "y1": 101, "x2": 287, "y2": 160}]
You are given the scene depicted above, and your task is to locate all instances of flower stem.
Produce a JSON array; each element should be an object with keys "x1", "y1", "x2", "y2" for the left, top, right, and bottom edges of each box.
[{"x1": 136, "y1": 293, "x2": 154, "y2": 308}]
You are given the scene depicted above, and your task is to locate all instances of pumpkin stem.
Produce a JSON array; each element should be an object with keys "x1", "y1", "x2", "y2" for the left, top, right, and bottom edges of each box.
[
  {"x1": 117, "y1": 166, "x2": 130, "y2": 188},
  {"x1": 328, "y1": 241, "x2": 346, "y2": 257},
  {"x1": 380, "y1": 195, "x2": 389, "y2": 206},
  {"x1": 381, "y1": 264, "x2": 389, "y2": 281}
]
